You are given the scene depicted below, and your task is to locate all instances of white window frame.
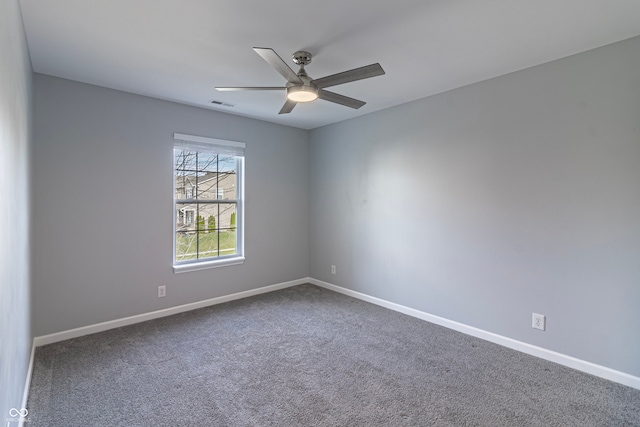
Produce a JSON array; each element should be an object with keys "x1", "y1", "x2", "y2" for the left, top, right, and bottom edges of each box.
[{"x1": 173, "y1": 133, "x2": 245, "y2": 273}]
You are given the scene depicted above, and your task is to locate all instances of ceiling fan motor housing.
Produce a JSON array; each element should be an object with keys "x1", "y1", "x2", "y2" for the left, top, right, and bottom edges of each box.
[{"x1": 292, "y1": 51, "x2": 312, "y2": 66}]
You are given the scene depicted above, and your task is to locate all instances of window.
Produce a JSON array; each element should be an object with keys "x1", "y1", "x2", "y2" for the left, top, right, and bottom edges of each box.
[{"x1": 173, "y1": 133, "x2": 244, "y2": 272}]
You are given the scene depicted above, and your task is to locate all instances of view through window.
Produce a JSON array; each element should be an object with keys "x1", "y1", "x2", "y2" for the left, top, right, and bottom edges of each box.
[{"x1": 173, "y1": 133, "x2": 244, "y2": 270}]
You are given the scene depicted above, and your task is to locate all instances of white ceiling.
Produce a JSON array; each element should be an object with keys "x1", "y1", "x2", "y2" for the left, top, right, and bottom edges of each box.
[{"x1": 19, "y1": 0, "x2": 640, "y2": 130}]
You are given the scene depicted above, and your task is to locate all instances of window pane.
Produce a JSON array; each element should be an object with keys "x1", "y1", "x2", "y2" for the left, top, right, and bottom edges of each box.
[
  {"x1": 176, "y1": 203, "x2": 197, "y2": 231},
  {"x1": 196, "y1": 173, "x2": 217, "y2": 200},
  {"x1": 219, "y1": 155, "x2": 237, "y2": 173},
  {"x1": 175, "y1": 171, "x2": 197, "y2": 200},
  {"x1": 197, "y1": 204, "x2": 218, "y2": 231},
  {"x1": 218, "y1": 229, "x2": 237, "y2": 257},
  {"x1": 197, "y1": 152, "x2": 218, "y2": 173},
  {"x1": 216, "y1": 203, "x2": 237, "y2": 229},
  {"x1": 217, "y1": 171, "x2": 236, "y2": 200},
  {"x1": 175, "y1": 231, "x2": 198, "y2": 262},
  {"x1": 174, "y1": 149, "x2": 197, "y2": 172},
  {"x1": 197, "y1": 231, "x2": 219, "y2": 259}
]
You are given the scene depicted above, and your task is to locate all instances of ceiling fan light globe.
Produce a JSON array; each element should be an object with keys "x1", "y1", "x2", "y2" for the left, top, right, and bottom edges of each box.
[{"x1": 286, "y1": 86, "x2": 318, "y2": 103}]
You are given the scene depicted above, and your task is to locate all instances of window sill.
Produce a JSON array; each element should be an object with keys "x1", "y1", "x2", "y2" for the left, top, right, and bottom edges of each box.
[{"x1": 173, "y1": 256, "x2": 245, "y2": 274}]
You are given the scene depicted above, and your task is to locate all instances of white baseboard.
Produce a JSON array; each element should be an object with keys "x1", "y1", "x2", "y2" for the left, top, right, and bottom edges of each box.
[
  {"x1": 34, "y1": 278, "x2": 307, "y2": 347},
  {"x1": 309, "y1": 278, "x2": 640, "y2": 391},
  {"x1": 30, "y1": 276, "x2": 640, "y2": 391}
]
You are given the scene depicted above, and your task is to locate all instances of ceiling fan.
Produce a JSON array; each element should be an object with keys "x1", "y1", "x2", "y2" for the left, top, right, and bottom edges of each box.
[{"x1": 215, "y1": 47, "x2": 385, "y2": 114}]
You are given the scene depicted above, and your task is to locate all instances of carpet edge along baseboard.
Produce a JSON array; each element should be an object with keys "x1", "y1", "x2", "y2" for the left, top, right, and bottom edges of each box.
[{"x1": 31, "y1": 277, "x2": 640, "y2": 391}]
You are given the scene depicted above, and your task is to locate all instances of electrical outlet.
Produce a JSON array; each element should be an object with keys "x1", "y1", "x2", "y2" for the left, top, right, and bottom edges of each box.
[
  {"x1": 158, "y1": 285, "x2": 166, "y2": 298},
  {"x1": 532, "y1": 313, "x2": 545, "y2": 331},
  {"x1": 331, "y1": 265, "x2": 336, "y2": 275}
]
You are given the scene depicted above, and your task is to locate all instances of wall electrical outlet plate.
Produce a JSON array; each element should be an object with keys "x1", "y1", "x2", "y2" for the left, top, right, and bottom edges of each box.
[
  {"x1": 158, "y1": 285, "x2": 166, "y2": 298},
  {"x1": 532, "y1": 313, "x2": 545, "y2": 331}
]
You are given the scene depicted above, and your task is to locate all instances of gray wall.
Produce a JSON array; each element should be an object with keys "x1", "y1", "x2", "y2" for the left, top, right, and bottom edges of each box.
[
  {"x1": 32, "y1": 75, "x2": 309, "y2": 336},
  {"x1": 29, "y1": 33, "x2": 640, "y2": 379},
  {"x1": 309, "y1": 37, "x2": 640, "y2": 377},
  {"x1": 0, "y1": 0, "x2": 33, "y2": 416}
]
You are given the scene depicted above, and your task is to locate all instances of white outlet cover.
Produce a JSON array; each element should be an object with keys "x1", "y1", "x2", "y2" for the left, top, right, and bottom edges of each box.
[{"x1": 532, "y1": 313, "x2": 546, "y2": 331}]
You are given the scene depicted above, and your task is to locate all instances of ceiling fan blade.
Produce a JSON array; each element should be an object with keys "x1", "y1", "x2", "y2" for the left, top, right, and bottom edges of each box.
[
  {"x1": 318, "y1": 89, "x2": 366, "y2": 109},
  {"x1": 278, "y1": 99, "x2": 297, "y2": 114},
  {"x1": 253, "y1": 47, "x2": 303, "y2": 84},
  {"x1": 313, "y1": 63, "x2": 385, "y2": 89},
  {"x1": 215, "y1": 87, "x2": 286, "y2": 91}
]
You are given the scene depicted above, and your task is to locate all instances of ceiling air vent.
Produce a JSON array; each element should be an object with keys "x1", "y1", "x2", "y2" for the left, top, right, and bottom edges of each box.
[{"x1": 209, "y1": 100, "x2": 235, "y2": 108}]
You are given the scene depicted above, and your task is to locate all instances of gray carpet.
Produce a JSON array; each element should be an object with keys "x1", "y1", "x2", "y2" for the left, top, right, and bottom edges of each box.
[{"x1": 28, "y1": 284, "x2": 640, "y2": 426}]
